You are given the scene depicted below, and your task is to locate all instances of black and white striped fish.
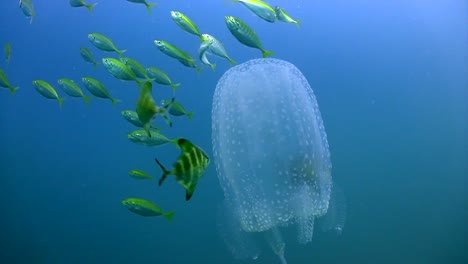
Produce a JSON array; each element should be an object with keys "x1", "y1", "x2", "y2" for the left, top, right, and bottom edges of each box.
[{"x1": 155, "y1": 138, "x2": 210, "y2": 200}]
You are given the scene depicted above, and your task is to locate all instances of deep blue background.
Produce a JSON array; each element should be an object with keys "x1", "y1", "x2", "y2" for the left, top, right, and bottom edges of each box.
[{"x1": 0, "y1": 0, "x2": 467, "y2": 263}]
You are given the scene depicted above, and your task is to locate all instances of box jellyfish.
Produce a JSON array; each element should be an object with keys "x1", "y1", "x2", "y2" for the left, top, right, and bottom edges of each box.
[{"x1": 212, "y1": 58, "x2": 335, "y2": 263}]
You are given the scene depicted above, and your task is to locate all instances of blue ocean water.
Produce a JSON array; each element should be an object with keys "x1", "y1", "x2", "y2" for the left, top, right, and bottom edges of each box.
[{"x1": 0, "y1": 0, "x2": 467, "y2": 263}]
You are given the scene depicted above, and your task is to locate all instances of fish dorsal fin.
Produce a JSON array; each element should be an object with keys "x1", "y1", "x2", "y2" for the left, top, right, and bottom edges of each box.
[{"x1": 177, "y1": 138, "x2": 193, "y2": 152}]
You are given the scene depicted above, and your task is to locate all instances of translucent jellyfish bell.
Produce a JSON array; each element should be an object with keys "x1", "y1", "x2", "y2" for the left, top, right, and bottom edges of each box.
[{"x1": 212, "y1": 58, "x2": 335, "y2": 263}]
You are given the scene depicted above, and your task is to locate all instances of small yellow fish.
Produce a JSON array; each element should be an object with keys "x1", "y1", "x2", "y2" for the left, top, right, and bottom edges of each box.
[
  {"x1": 234, "y1": 0, "x2": 277, "y2": 23},
  {"x1": 122, "y1": 110, "x2": 144, "y2": 127},
  {"x1": 126, "y1": 0, "x2": 157, "y2": 14},
  {"x1": 122, "y1": 197, "x2": 174, "y2": 221},
  {"x1": 19, "y1": 0, "x2": 35, "y2": 24},
  {"x1": 80, "y1": 47, "x2": 98, "y2": 68},
  {"x1": 120, "y1": 57, "x2": 150, "y2": 80},
  {"x1": 200, "y1": 34, "x2": 235, "y2": 65},
  {"x1": 69, "y1": 0, "x2": 97, "y2": 13},
  {"x1": 225, "y1": 15, "x2": 274, "y2": 58},
  {"x1": 127, "y1": 129, "x2": 177, "y2": 147},
  {"x1": 57, "y1": 78, "x2": 91, "y2": 105},
  {"x1": 275, "y1": 6, "x2": 301, "y2": 27},
  {"x1": 171, "y1": 11, "x2": 202, "y2": 37},
  {"x1": 146, "y1": 66, "x2": 180, "y2": 94},
  {"x1": 5, "y1": 43, "x2": 11, "y2": 64},
  {"x1": 128, "y1": 169, "x2": 154, "y2": 180},
  {"x1": 88, "y1": 33, "x2": 126, "y2": 55},
  {"x1": 32, "y1": 80, "x2": 65, "y2": 108},
  {"x1": 154, "y1": 40, "x2": 200, "y2": 71},
  {"x1": 81, "y1": 76, "x2": 120, "y2": 104},
  {"x1": 0, "y1": 68, "x2": 19, "y2": 94},
  {"x1": 102, "y1": 57, "x2": 145, "y2": 87},
  {"x1": 163, "y1": 99, "x2": 194, "y2": 120}
]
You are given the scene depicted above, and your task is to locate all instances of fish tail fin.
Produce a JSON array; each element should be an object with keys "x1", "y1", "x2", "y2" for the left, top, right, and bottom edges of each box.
[
  {"x1": 161, "y1": 98, "x2": 175, "y2": 127},
  {"x1": 262, "y1": 49, "x2": 274, "y2": 58},
  {"x1": 210, "y1": 63, "x2": 217, "y2": 71},
  {"x1": 146, "y1": 2, "x2": 157, "y2": 15},
  {"x1": 83, "y1": 95, "x2": 92, "y2": 106},
  {"x1": 110, "y1": 97, "x2": 121, "y2": 105},
  {"x1": 228, "y1": 58, "x2": 236, "y2": 65},
  {"x1": 295, "y1": 19, "x2": 302, "y2": 28},
  {"x1": 196, "y1": 66, "x2": 203, "y2": 75},
  {"x1": 169, "y1": 137, "x2": 182, "y2": 146},
  {"x1": 164, "y1": 211, "x2": 175, "y2": 222},
  {"x1": 29, "y1": 14, "x2": 34, "y2": 24},
  {"x1": 117, "y1": 49, "x2": 127, "y2": 56},
  {"x1": 136, "y1": 79, "x2": 145, "y2": 89},
  {"x1": 9, "y1": 86, "x2": 19, "y2": 95},
  {"x1": 58, "y1": 97, "x2": 65, "y2": 109},
  {"x1": 186, "y1": 111, "x2": 194, "y2": 120},
  {"x1": 86, "y1": 3, "x2": 98, "y2": 13},
  {"x1": 171, "y1": 83, "x2": 180, "y2": 95},
  {"x1": 155, "y1": 158, "x2": 170, "y2": 186}
]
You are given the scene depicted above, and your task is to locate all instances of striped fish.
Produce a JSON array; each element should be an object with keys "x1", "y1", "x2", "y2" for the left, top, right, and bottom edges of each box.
[
  {"x1": 155, "y1": 138, "x2": 210, "y2": 200},
  {"x1": 225, "y1": 15, "x2": 274, "y2": 58}
]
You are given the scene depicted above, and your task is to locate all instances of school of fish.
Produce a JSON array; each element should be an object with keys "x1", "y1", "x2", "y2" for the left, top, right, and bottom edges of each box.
[{"x1": 3, "y1": 0, "x2": 301, "y2": 222}]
